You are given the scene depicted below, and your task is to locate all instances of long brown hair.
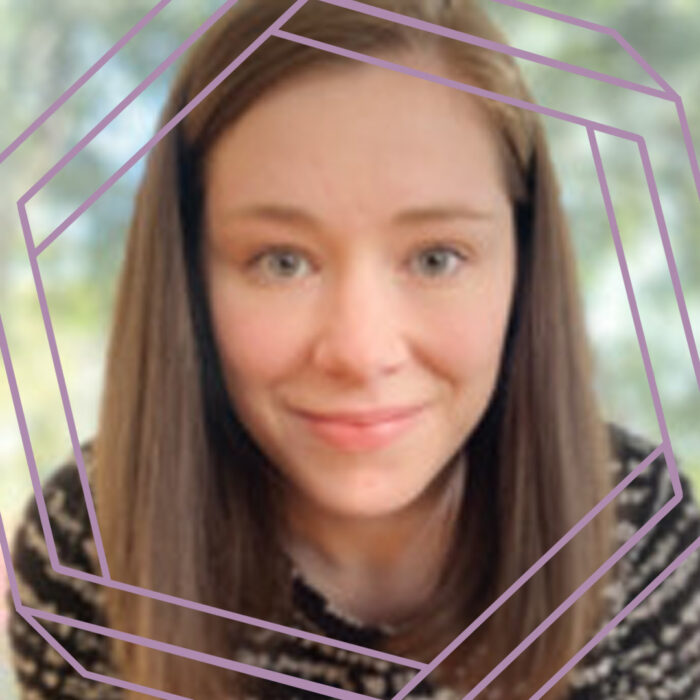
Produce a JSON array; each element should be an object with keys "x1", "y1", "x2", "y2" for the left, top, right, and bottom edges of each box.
[{"x1": 95, "y1": 0, "x2": 614, "y2": 697}]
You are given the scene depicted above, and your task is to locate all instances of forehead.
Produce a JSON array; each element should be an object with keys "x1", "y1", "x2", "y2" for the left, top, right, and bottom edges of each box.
[{"x1": 204, "y1": 59, "x2": 510, "y2": 222}]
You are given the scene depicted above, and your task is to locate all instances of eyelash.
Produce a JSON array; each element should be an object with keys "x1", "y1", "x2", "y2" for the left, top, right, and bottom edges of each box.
[{"x1": 246, "y1": 243, "x2": 469, "y2": 282}]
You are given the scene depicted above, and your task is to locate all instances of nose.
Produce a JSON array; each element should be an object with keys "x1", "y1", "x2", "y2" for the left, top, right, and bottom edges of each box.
[{"x1": 311, "y1": 262, "x2": 408, "y2": 383}]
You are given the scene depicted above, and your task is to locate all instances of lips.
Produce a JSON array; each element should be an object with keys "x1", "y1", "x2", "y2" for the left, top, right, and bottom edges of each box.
[
  {"x1": 292, "y1": 405, "x2": 425, "y2": 451},
  {"x1": 295, "y1": 405, "x2": 424, "y2": 425}
]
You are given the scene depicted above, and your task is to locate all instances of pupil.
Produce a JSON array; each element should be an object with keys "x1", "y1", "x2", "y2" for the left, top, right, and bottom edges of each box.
[
  {"x1": 425, "y1": 251, "x2": 445, "y2": 272},
  {"x1": 277, "y1": 253, "x2": 297, "y2": 273}
]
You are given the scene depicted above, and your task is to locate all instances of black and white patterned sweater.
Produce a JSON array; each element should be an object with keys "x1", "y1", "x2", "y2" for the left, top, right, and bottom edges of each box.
[{"x1": 6, "y1": 425, "x2": 700, "y2": 699}]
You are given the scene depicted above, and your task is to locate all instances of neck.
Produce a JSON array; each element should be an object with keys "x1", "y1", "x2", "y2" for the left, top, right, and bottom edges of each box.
[{"x1": 282, "y1": 452, "x2": 467, "y2": 627}]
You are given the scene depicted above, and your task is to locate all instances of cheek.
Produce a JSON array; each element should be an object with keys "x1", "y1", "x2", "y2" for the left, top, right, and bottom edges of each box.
[
  {"x1": 207, "y1": 282, "x2": 308, "y2": 388},
  {"x1": 423, "y1": 278, "x2": 514, "y2": 382}
]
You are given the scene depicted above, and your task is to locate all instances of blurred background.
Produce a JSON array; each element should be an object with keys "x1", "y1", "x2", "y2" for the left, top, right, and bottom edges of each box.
[{"x1": 0, "y1": 0, "x2": 698, "y2": 696}]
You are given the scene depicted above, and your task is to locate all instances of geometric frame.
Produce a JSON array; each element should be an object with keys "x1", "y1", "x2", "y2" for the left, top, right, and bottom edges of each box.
[{"x1": 1, "y1": 0, "x2": 700, "y2": 698}]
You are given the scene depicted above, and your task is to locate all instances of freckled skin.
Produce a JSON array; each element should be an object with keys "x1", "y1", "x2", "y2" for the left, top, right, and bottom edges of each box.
[{"x1": 203, "y1": 59, "x2": 515, "y2": 549}]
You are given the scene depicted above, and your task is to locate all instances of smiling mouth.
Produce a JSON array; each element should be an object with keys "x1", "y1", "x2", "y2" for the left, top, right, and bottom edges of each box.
[
  {"x1": 293, "y1": 406, "x2": 425, "y2": 452},
  {"x1": 294, "y1": 405, "x2": 425, "y2": 424}
]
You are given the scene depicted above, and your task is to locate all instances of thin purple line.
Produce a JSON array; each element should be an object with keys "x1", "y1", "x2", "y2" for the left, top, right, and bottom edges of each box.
[
  {"x1": 662, "y1": 444, "x2": 684, "y2": 504},
  {"x1": 489, "y1": 0, "x2": 674, "y2": 94},
  {"x1": 587, "y1": 128, "x2": 682, "y2": 498},
  {"x1": 0, "y1": 0, "x2": 174, "y2": 166},
  {"x1": 19, "y1": 613, "x2": 190, "y2": 700},
  {"x1": 0, "y1": 508, "x2": 26, "y2": 613},
  {"x1": 488, "y1": 0, "x2": 629, "y2": 34},
  {"x1": 24, "y1": 607, "x2": 376, "y2": 700},
  {"x1": 0, "y1": 310, "x2": 103, "y2": 589},
  {"x1": 318, "y1": 0, "x2": 670, "y2": 101},
  {"x1": 272, "y1": 30, "x2": 644, "y2": 143},
  {"x1": 531, "y1": 531, "x2": 700, "y2": 699},
  {"x1": 390, "y1": 446, "x2": 663, "y2": 699},
  {"x1": 635, "y1": 138, "x2": 700, "y2": 395},
  {"x1": 606, "y1": 31, "x2": 674, "y2": 95},
  {"x1": 673, "y1": 93, "x2": 700, "y2": 203}
]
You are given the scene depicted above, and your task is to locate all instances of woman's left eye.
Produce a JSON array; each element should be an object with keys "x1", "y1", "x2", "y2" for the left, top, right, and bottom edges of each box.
[
  {"x1": 248, "y1": 247, "x2": 313, "y2": 280},
  {"x1": 410, "y1": 246, "x2": 467, "y2": 278}
]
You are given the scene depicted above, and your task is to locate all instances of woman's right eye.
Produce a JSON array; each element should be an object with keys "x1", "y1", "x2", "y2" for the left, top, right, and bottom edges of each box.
[{"x1": 248, "y1": 247, "x2": 313, "y2": 280}]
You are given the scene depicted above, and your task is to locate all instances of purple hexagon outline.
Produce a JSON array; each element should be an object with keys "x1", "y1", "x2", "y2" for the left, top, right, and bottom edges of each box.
[{"x1": 0, "y1": 0, "x2": 699, "y2": 698}]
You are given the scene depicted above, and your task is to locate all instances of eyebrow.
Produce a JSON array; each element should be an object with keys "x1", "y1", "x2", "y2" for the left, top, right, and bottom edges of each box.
[{"x1": 218, "y1": 203, "x2": 495, "y2": 229}]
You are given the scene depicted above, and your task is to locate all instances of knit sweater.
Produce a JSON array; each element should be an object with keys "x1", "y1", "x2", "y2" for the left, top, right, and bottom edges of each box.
[{"x1": 6, "y1": 425, "x2": 700, "y2": 699}]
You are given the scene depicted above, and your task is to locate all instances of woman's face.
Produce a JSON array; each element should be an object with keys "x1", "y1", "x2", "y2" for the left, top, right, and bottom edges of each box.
[{"x1": 203, "y1": 59, "x2": 516, "y2": 520}]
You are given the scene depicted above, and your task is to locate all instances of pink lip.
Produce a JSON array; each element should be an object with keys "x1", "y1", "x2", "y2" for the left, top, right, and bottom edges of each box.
[
  {"x1": 296, "y1": 405, "x2": 424, "y2": 424},
  {"x1": 293, "y1": 405, "x2": 425, "y2": 452}
]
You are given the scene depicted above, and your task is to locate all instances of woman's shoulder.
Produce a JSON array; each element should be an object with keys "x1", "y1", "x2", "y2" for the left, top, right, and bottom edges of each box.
[
  {"x1": 6, "y1": 443, "x2": 122, "y2": 699},
  {"x1": 568, "y1": 423, "x2": 700, "y2": 697},
  {"x1": 607, "y1": 422, "x2": 700, "y2": 563}
]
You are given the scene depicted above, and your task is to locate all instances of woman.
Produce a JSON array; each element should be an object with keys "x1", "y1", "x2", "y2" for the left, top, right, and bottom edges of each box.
[{"x1": 7, "y1": 0, "x2": 700, "y2": 698}]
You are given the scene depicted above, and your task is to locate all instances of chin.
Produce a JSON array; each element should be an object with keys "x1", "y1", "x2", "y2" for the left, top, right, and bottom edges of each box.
[{"x1": 315, "y1": 484, "x2": 424, "y2": 520}]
